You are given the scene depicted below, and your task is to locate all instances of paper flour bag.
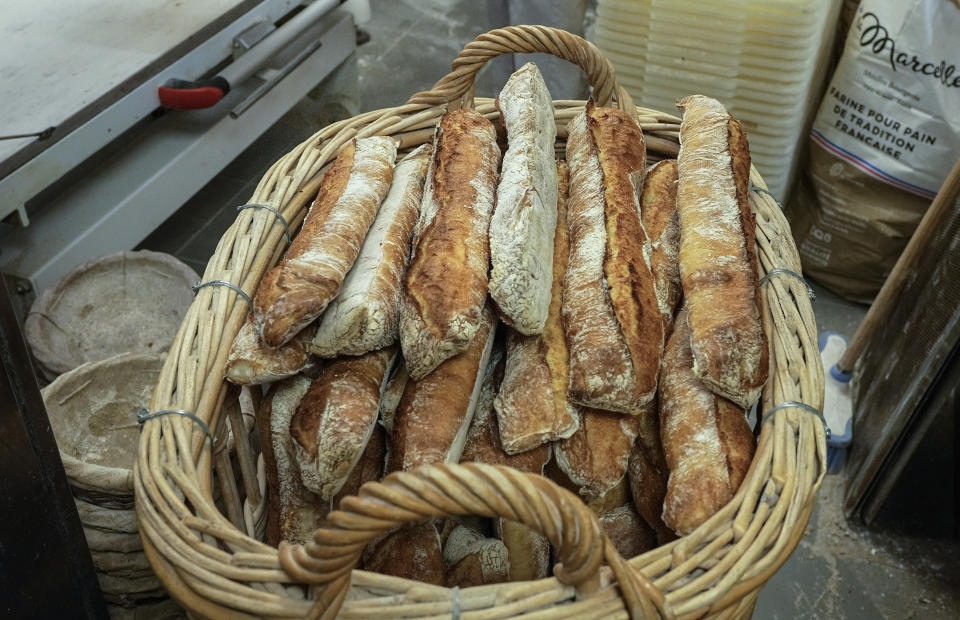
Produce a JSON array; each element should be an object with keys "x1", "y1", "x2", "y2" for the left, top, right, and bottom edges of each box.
[{"x1": 790, "y1": 0, "x2": 960, "y2": 302}]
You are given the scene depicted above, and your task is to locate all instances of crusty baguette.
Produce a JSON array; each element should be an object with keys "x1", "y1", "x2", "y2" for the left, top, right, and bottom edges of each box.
[
  {"x1": 598, "y1": 504, "x2": 656, "y2": 559},
  {"x1": 460, "y1": 341, "x2": 551, "y2": 473},
  {"x1": 659, "y1": 307, "x2": 756, "y2": 535},
  {"x1": 311, "y1": 146, "x2": 430, "y2": 357},
  {"x1": 676, "y1": 95, "x2": 768, "y2": 407},
  {"x1": 563, "y1": 102, "x2": 663, "y2": 414},
  {"x1": 289, "y1": 346, "x2": 395, "y2": 500},
  {"x1": 389, "y1": 306, "x2": 497, "y2": 472},
  {"x1": 443, "y1": 525, "x2": 510, "y2": 587},
  {"x1": 225, "y1": 316, "x2": 314, "y2": 385},
  {"x1": 379, "y1": 359, "x2": 409, "y2": 435},
  {"x1": 553, "y1": 407, "x2": 640, "y2": 502},
  {"x1": 489, "y1": 62, "x2": 558, "y2": 335},
  {"x1": 254, "y1": 137, "x2": 397, "y2": 347},
  {"x1": 362, "y1": 521, "x2": 444, "y2": 586},
  {"x1": 627, "y1": 413, "x2": 675, "y2": 544},
  {"x1": 494, "y1": 161, "x2": 578, "y2": 454},
  {"x1": 640, "y1": 160, "x2": 682, "y2": 331},
  {"x1": 400, "y1": 109, "x2": 500, "y2": 379},
  {"x1": 495, "y1": 519, "x2": 550, "y2": 582}
]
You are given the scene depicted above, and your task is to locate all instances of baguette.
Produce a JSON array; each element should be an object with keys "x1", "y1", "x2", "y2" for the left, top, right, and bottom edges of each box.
[
  {"x1": 553, "y1": 407, "x2": 640, "y2": 502},
  {"x1": 489, "y1": 62, "x2": 558, "y2": 335},
  {"x1": 676, "y1": 95, "x2": 768, "y2": 407},
  {"x1": 254, "y1": 137, "x2": 397, "y2": 347},
  {"x1": 362, "y1": 521, "x2": 445, "y2": 586},
  {"x1": 495, "y1": 519, "x2": 550, "y2": 582},
  {"x1": 640, "y1": 160, "x2": 682, "y2": 330},
  {"x1": 289, "y1": 346, "x2": 395, "y2": 500},
  {"x1": 460, "y1": 341, "x2": 551, "y2": 473},
  {"x1": 400, "y1": 109, "x2": 500, "y2": 379},
  {"x1": 443, "y1": 525, "x2": 510, "y2": 587},
  {"x1": 379, "y1": 359, "x2": 409, "y2": 435},
  {"x1": 598, "y1": 504, "x2": 656, "y2": 559},
  {"x1": 494, "y1": 161, "x2": 578, "y2": 454},
  {"x1": 389, "y1": 306, "x2": 497, "y2": 471},
  {"x1": 311, "y1": 146, "x2": 430, "y2": 357},
  {"x1": 563, "y1": 102, "x2": 663, "y2": 414},
  {"x1": 225, "y1": 316, "x2": 314, "y2": 385},
  {"x1": 659, "y1": 307, "x2": 756, "y2": 535},
  {"x1": 627, "y1": 413, "x2": 675, "y2": 544}
]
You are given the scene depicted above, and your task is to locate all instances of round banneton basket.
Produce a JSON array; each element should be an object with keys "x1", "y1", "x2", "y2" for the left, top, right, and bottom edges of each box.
[{"x1": 136, "y1": 26, "x2": 825, "y2": 619}]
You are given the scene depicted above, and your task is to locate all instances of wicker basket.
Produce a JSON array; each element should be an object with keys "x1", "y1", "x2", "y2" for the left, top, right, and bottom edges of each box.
[{"x1": 135, "y1": 26, "x2": 825, "y2": 619}]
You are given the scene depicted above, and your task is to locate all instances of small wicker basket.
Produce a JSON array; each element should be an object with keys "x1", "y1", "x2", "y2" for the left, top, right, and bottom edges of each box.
[{"x1": 135, "y1": 26, "x2": 825, "y2": 619}]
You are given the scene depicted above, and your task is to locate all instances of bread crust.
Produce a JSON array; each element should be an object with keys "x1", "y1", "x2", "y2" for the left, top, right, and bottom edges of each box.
[
  {"x1": 443, "y1": 525, "x2": 510, "y2": 587},
  {"x1": 225, "y1": 316, "x2": 313, "y2": 385},
  {"x1": 640, "y1": 160, "x2": 682, "y2": 330},
  {"x1": 659, "y1": 307, "x2": 756, "y2": 535},
  {"x1": 362, "y1": 521, "x2": 445, "y2": 586},
  {"x1": 553, "y1": 406, "x2": 640, "y2": 502},
  {"x1": 289, "y1": 346, "x2": 395, "y2": 500},
  {"x1": 489, "y1": 62, "x2": 558, "y2": 335},
  {"x1": 627, "y1": 411, "x2": 675, "y2": 545},
  {"x1": 563, "y1": 103, "x2": 661, "y2": 414},
  {"x1": 389, "y1": 306, "x2": 497, "y2": 471},
  {"x1": 311, "y1": 146, "x2": 430, "y2": 357},
  {"x1": 400, "y1": 110, "x2": 500, "y2": 380},
  {"x1": 598, "y1": 504, "x2": 656, "y2": 559},
  {"x1": 493, "y1": 161, "x2": 578, "y2": 453},
  {"x1": 254, "y1": 137, "x2": 397, "y2": 347},
  {"x1": 676, "y1": 95, "x2": 768, "y2": 407}
]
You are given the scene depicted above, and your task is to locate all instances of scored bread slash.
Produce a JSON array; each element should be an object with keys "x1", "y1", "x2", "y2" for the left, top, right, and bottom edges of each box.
[
  {"x1": 553, "y1": 406, "x2": 641, "y2": 502},
  {"x1": 389, "y1": 305, "x2": 498, "y2": 471},
  {"x1": 253, "y1": 136, "x2": 397, "y2": 348},
  {"x1": 224, "y1": 317, "x2": 314, "y2": 385},
  {"x1": 676, "y1": 95, "x2": 768, "y2": 407},
  {"x1": 659, "y1": 307, "x2": 756, "y2": 536},
  {"x1": 494, "y1": 160, "x2": 579, "y2": 454},
  {"x1": 489, "y1": 62, "x2": 559, "y2": 335},
  {"x1": 311, "y1": 146, "x2": 431, "y2": 357},
  {"x1": 289, "y1": 345, "x2": 397, "y2": 501},
  {"x1": 400, "y1": 109, "x2": 500, "y2": 380},
  {"x1": 563, "y1": 102, "x2": 663, "y2": 414},
  {"x1": 640, "y1": 160, "x2": 682, "y2": 332}
]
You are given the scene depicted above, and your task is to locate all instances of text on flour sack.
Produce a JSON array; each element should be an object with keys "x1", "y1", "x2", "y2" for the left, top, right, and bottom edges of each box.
[{"x1": 827, "y1": 85, "x2": 938, "y2": 160}]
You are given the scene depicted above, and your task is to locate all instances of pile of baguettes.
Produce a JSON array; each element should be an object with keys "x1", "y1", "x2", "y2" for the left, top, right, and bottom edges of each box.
[{"x1": 224, "y1": 62, "x2": 768, "y2": 585}]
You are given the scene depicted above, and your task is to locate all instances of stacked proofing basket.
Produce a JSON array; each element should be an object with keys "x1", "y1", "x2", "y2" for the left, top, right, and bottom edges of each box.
[{"x1": 136, "y1": 27, "x2": 825, "y2": 618}]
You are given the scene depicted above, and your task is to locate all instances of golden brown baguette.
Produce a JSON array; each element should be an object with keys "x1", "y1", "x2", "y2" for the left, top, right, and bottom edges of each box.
[
  {"x1": 553, "y1": 407, "x2": 640, "y2": 502},
  {"x1": 676, "y1": 95, "x2": 768, "y2": 407},
  {"x1": 443, "y1": 525, "x2": 511, "y2": 587},
  {"x1": 389, "y1": 306, "x2": 497, "y2": 471},
  {"x1": 400, "y1": 110, "x2": 500, "y2": 379},
  {"x1": 494, "y1": 161, "x2": 578, "y2": 454},
  {"x1": 598, "y1": 504, "x2": 657, "y2": 559},
  {"x1": 289, "y1": 346, "x2": 395, "y2": 500},
  {"x1": 627, "y1": 412, "x2": 675, "y2": 545},
  {"x1": 362, "y1": 521, "x2": 445, "y2": 586},
  {"x1": 311, "y1": 146, "x2": 430, "y2": 357},
  {"x1": 253, "y1": 137, "x2": 397, "y2": 347},
  {"x1": 225, "y1": 316, "x2": 314, "y2": 385},
  {"x1": 495, "y1": 518, "x2": 550, "y2": 582},
  {"x1": 659, "y1": 307, "x2": 756, "y2": 535},
  {"x1": 489, "y1": 62, "x2": 558, "y2": 335},
  {"x1": 640, "y1": 160, "x2": 682, "y2": 331},
  {"x1": 563, "y1": 102, "x2": 663, "y2": 414},
  {"x1": 378, "y1": 358, "x2": 409, "y2": 435}
]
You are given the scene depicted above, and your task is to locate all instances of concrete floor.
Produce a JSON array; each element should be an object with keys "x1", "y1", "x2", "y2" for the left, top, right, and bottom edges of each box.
[{"x1": 138, "y1": 1, "x2": 959, "y2": 617}]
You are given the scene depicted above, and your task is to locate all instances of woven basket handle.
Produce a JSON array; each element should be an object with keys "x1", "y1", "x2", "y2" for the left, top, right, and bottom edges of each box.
[
  {"x1": 407, "y1": 25, "x2": 637, "y2": 116},
  {"x1": 279, "y1": 463, "x2": 667, "y2": 619}
]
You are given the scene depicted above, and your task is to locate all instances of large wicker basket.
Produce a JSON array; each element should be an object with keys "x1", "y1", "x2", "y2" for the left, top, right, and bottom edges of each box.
[{"x1": 135, "y1": 26, "x2": 825, "y2": 619}]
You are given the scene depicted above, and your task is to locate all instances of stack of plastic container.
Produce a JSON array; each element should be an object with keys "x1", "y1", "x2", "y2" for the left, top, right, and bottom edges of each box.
[{"x1": 594, "y1": 0, "x2": 842, "y2": 200}]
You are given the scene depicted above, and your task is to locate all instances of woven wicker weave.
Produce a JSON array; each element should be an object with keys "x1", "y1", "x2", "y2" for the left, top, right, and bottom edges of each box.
[{"x1": 135, "y1": 26, "x2": 825, "y2": 619}]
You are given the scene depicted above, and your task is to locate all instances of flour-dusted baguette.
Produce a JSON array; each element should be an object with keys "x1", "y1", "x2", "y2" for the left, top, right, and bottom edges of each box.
[
  {"x1": 627, "y1": 413, "x2": 675, "y2": 544},
  {"x1": 494, "y1": 161, "x2": 578, "y2": 454},
  {"x1": 378, "y1": 359, "x2": 409, "y2": 435},
  {"x1": 461, "y1": 341, "x2": 551, "y2": 472},
  {"x1": 563, "y1": 102, "x2": 663, "y2": 414},
  {"x1": 598, "y1": 504, "x2": 656, "y2": 559},
  {"x1": 640, "y1": 160, "x2": 682, "y2": 330},
  {"x1": 311, "y1": 146, "x2": 430, "y2": 357},
  {"x1": 554, "y1": 407, "x2": 640, "y2": 502},
  {"x1": 495, "y1": 519, "x2": 550, "y2": 582},
  {"x1": 659, "y1": 307, "x2": 756, "y2": 535},
  {"x1": 362, "y1": 521, "x2": 445, "y2": 586},
  {"x1": 400, "y1": 110, "x2": 500, "y2": 380},
  {"x1": 289, "y1": 346, "x2": 396, "y2": 500},
  {"x1": 389, "y1": 306, "x2": 497, "y2": 471},
  {"x1": 253, "y1": 137, "x2": 397, "y2": 347},
  {"x1": 225, "y1": 317, "x2": 314, "y2": 385},
  {"x1": 676, "y1": 95, "x2": 768, "y2": 407},
  {"x1": 443, "y1": 525, "x2": 510, "y2": 587},
  {"x1": 489, "y1": 62, "x2": 558, "y2": 335}
]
